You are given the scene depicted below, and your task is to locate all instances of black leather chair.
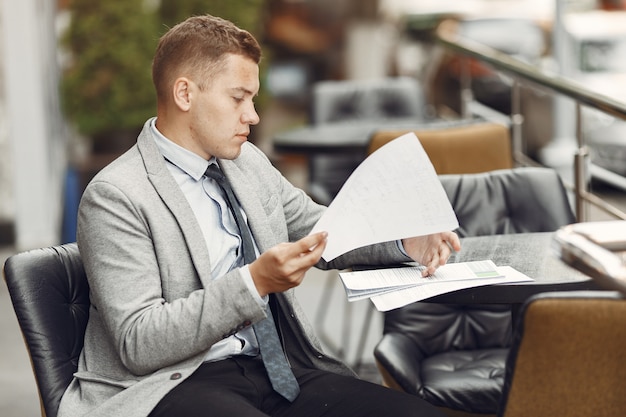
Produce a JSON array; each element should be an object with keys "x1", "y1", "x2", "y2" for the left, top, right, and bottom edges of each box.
[
  {"x1": 3, "y1": 243, "x2": 88, "y2": 417},
  {"x1": 498, "y1": 290, "x2": 626, "y2": 417},
  {"x1": 439, "y1": 167, "x2": 575, "y2": 237},
  {"x1": 374, "y1": 167, "x2": 575, "y2": 416}
]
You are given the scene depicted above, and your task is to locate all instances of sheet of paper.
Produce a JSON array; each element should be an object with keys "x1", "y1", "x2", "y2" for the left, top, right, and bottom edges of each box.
[
  {"x1": 369, "y1": 266, "x2": 533, "y2": 311},
  {"x1": 310, "y1": 132, "x2": 459, "y2": 261}
]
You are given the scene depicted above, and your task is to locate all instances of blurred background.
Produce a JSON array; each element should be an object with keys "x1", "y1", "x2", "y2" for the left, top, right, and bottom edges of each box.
[
  {"x1": 2, "y1": 0, "x2": 626, "y2": 252},
  {"x1": 2, "y1": 0, "x2": 626, "y2": 415}
]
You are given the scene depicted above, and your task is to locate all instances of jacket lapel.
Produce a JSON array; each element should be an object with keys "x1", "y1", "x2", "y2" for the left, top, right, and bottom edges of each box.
[{"x1": 136, "y1": 122, "x2": 214, "y2": 286}]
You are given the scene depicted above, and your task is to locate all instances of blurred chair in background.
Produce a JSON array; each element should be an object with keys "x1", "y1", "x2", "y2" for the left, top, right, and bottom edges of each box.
[
  {"x1": 311, "y1": 77, "x2": 428, "y2": 126},
  {"x1": 498, "y1": 290, "x2": 626, "y2": 417},
  {"x1": 3, "y1": 243, "x2": 88, "y2": 417},
  {"x1": 374, "y1": 167, "x2": 574, "y2": 417},
  {"x1": 368, "y1": 122, "x2": 513, "y2": 174},
  {"x1": 306, "y1": 76, "x2": 428, "y2": 205}
]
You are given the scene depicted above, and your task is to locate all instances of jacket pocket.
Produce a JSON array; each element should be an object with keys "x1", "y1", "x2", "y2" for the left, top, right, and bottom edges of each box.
[{"x1": 74, "y1": 371, "x2": 139, "y2": 389}]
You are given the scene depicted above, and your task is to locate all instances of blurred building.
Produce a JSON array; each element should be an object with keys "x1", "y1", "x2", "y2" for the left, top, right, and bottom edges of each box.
[{"x1": 0, "y1": 0, "x2": 67, "y2": 250}]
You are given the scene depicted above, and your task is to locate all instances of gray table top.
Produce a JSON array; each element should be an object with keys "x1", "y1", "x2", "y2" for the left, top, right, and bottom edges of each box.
[{"x1": 427, "y1": 232, "x2": 600, "y2": 304}]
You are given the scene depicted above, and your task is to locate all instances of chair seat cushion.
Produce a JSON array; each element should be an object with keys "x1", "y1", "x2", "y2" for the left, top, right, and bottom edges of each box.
[{"x1": 420, "y1": 348, "x2": 507, "y2": 414}]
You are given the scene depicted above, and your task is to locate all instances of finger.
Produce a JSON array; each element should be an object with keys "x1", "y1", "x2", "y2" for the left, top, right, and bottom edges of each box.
[
  {"x1": 439, "y1": 241, "x2": 452, "y2": 265},
  {"x1": 445, "y1": 232, "x2": 462, "y2": 252},
  {"x1": 421, "y1": 261, "x2": 438, "y2": 277},
  {"x1": 423, "y1": 241, "x2": 453, "y2": 276},
  {"x1": 298, "y1": 234, "x2": 328, "y2": 262},
  {"x1": 297, "y1": 232, "x2": 328, "y2": 255},
  {"x1": 421, "y1": 250, "x2": 441, "y2": 277}
]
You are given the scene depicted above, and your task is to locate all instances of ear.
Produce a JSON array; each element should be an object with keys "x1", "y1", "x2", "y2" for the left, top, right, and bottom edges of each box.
[{"x1": 172, "y1": 77, "x2": 192, "y2": 111}]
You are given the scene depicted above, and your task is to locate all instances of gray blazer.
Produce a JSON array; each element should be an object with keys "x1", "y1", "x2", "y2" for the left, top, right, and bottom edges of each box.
[{"x1": 58, "y1": 119, "x2": 411, "y2": 417}]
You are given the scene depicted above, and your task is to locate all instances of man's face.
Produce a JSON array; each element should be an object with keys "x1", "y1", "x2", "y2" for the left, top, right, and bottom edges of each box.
[{"x1": 187, "y1": 53, "x2": 260, "y2": 160}]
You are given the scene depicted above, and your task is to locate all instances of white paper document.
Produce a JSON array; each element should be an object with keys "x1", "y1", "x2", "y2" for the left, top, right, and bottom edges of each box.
[
  {"x1": 340, "y1": 260, "x2": 503, "y2": 300},
  {"x1": 310, "y1": 132, "x2": 459, "y2": 261},
  {"x1": 339, "y1": 262, "x2": 533, "y2": 311}
]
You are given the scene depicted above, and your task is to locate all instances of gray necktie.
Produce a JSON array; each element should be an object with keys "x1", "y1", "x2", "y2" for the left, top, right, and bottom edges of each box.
[{"x1": 204, "y1": 164, "x2": 300, "y2": 402}]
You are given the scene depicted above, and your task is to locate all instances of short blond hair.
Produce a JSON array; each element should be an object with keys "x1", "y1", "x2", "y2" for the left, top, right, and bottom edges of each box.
[{"x1": 152, "y1": 15, "x2": 261, "y2": 102}]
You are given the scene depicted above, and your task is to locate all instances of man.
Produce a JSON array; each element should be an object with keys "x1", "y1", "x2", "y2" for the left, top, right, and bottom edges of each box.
[{"x1": 59, "y1": 14, "x2": 460, "y2": 417}]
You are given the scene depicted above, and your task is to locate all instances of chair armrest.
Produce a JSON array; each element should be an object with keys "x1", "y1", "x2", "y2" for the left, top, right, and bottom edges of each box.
[{"x1": 373, "y1": 332, "x2": 425, "y2": 395}]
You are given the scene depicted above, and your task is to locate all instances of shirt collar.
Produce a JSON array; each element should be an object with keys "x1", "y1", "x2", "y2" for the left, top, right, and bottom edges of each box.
[{"x1": 150, "y1": 118, "x2": 214, "y2": 180}]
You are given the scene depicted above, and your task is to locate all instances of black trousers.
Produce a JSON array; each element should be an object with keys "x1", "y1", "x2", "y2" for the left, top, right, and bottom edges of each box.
[{"x1": 149, "y1": 356, "x2": 445, "y2": 417}]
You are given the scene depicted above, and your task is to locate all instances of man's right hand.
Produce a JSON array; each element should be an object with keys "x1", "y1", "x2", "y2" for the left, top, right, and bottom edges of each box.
[{"x1": 249, "y1": 232, "x2": 328, "y2": 297}]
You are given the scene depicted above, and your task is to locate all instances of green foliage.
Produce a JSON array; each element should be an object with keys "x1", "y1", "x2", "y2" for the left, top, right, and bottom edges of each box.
[
  {"x1": 158, "y1": 0, "x2": 267, "y2": 37},
  {"x1": 61, "y1": 0, "x2": 159, "y2": 138},
  {"x1": 61, "y1": 0, "x2": 270, "y2": 140}
]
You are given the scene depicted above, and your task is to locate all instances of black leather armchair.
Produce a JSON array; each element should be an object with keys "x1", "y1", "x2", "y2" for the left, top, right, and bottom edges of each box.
[
  {"x1": 374, "y1": 167, "x2": 575, "y2": 416},
  {"x1": 3, "y1": 243, "x2": 88, "y2": 417}
]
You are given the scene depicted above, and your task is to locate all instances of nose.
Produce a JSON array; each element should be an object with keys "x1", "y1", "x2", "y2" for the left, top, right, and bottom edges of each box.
[{"x1": 243, "y1": 104, "x2": 260, "y2": 126}]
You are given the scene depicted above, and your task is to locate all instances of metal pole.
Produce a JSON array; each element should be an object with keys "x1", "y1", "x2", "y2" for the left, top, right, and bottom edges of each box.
[
  {"x1": 510, "y1": 79, "x2": 524, "y2": 159},
  {"x1": 574, "y1": 102, "x2": 588, "y2": 222},
  {"x1": 459, "y1": 57, "x2": 473, "y2": 119}
]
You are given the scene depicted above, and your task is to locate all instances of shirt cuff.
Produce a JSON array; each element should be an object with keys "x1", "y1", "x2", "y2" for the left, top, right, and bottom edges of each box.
[
  {"x1": 241, "y1": 265, "x2": 268, "y2": 306},
  {"x1": 397, "y1": 239, "x2": 409, "y2": 257}
]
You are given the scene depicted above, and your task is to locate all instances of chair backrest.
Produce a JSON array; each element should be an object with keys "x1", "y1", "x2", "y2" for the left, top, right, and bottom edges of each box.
[
  {"x1": 499, "y1": 290, "x2": 626, "y2": 417},
  {"x1": 368, "y1": 122, "x2": 514, "y2": 175},
  {"x1": 383, "y1": 301, "x2": 513, "y2": 354},
  {"x1": 3, "y1": 243, "x2": 88, "y2": 417},
  {"x1": 311, "y1": 77, "x2": 427, "y2": 124},
  {"x1": 439, "y1": 167, "x2": 575, "y2": 238}
]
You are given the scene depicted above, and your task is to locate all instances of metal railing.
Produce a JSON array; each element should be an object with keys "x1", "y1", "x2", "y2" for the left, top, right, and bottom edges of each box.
[{"x1": 436, "y1": 20, "x2": 626, "y2": 222}]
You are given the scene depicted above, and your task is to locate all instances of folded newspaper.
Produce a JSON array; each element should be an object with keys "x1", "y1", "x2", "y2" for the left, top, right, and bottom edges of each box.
[{"x1": 554, "y1": 222, "x2": 626, "y2": 295}]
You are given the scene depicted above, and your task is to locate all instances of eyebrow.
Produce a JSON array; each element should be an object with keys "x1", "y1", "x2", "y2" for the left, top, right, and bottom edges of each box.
[{"x1": 229, "y1": 87, "x2": 258, "y2": 97}]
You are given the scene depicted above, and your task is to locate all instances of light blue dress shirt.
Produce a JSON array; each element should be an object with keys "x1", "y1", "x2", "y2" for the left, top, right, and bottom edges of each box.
[{"x1": 150, "y1": 119, "x2": 265, "y2": 362}]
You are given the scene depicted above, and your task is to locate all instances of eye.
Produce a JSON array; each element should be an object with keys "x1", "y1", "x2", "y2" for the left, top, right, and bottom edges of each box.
[{"x1": 233, "y1": 96, "x2": 244, "y2": 103}]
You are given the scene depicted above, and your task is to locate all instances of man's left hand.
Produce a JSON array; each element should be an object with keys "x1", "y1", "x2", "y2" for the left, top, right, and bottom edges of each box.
[{"x1": 402, "y1": 231, "x2": 461, "y2": 276}]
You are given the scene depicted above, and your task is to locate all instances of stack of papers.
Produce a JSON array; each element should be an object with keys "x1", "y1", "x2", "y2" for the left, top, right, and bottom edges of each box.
[{"x1": 339, "y1": 260, "x2": 533, "y2": 311}]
